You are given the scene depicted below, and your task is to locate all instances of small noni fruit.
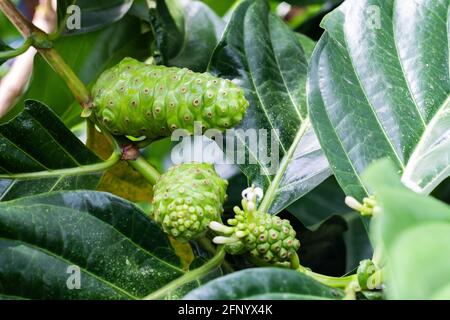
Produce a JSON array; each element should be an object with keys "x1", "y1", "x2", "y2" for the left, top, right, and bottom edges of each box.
[
  {"x1": 151, "y1": 162, "x2": 228, "y2": 242},
  {"x1": 210, "y1": 187, "x2": 300, "y2": 268},
  {"x1": 92, "y1": 57, "x2": 249, "y2": 138}
]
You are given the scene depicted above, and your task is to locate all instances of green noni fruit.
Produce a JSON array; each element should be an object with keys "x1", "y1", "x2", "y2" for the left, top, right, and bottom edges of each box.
[
  {"x1": 210, "y1": 187, "x2": 300, "y2": 268},
  {"x1": 151, "y1": 162, "x2": 228, "y2": 242},
  {"x1": 92, "y1": 57, "x2": 249, "y2": 138}
]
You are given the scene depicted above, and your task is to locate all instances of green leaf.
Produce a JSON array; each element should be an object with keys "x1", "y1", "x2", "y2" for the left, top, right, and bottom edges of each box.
[
  {"x1": 0, "y1": 191, "x2": 210, "y2": 299},
  {"x1": 57, "y1": 0, "x2": 134, "y2": 35},
  {"x1": 296, "y1": 33, "x2": 315, "y2": 62},
  {"x1": 10, "y1": 15, "x2": 149, "y2": 128},
  {"x1": 364, "y1": 160, "x2": 450, "y2": 251},
  {"x1": 184, "y1": 267, "x2": 344, "y2": 299},
  {"x1": 363, "y1": 159, "x2": 450, "y2": 299},
  {"x1": 0, "y1": 100, "x2": 106, "y2": 201},
  {"x1": 149, "y1": 0, "x2": 225, "y2": 72},
  {"x1": 202, "y1": 0, "x2": 237, "y2": 16},
  {"x1": 209, "y1": 0, "x2": 330, "y2": 214},
  {"x1": 388, "y1": 224, "x2": 450, "y2": 300},
  {"x1": 308, "y1": 0, "x2": 450, "y2": 200}
]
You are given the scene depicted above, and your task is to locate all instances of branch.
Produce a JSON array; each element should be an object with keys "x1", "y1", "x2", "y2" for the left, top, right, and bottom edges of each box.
[
  {"x1": 0, "y1": 0, "x2": 92, "y2": 113},
  {"x1": 128, "y1": 156, "x2": 161, "y2": 185},
  {"x1": 0, "y1": 0, "x2": 39, "y2": 37},
  {"x1": 0, "y1": 152, "x2": 121, "y2": 179}
]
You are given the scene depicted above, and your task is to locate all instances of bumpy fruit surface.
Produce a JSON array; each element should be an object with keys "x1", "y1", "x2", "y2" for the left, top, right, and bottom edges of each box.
[
  {"x1": 210, "y1": 187, "x2": 300, "y2": 268},
  {"x1": 152, "y1": 162, "x2": 228, "y2": 242},
  {"x1": 92, "y1": 57, "x2": 249, "y2": 138}
]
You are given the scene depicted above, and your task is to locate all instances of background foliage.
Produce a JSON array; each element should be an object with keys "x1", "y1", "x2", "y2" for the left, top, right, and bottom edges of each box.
[{"x1": 0, "y1": 0, "x2": 448, "y2": 300}]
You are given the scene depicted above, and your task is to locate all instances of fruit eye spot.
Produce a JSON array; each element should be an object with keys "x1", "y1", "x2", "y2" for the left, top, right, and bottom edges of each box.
[
  {"x1": 155, "y1": 107, "x2": 161, "y2": 113},
  {"x1": 108, "y1": 100, "x2": 114, "y2": 106},
  {"x1": 146, "y1": 111, "x2": 151, "y2": 116},
  {"x1": 170, "y1": 102, "x2": 175, "y2": 108},
  {"x1": 184, "y1": 115, "x2": 191, "y2": 121},
  {"x1": 159, "y1": 86, "x2": 164, "y2": 91},
  {"x1": 171, "y1": 124, "x2": 177, "y2": 130},
  {"x1": 144, "y1": 88, "x2": 150, "y2": 94},
  {"x1": 193, "y1": 99, "x2": 200, "y2": 106},
  {"x1": 197, "y1": 79, "x2": 202, "y2": 84},
  {"x1": 180, "y1": 87, "x2": 187, "y2": 93},
  {"x1": 213, "y1": 80, "x2": 218, "y2": 84},
  {"x1": 131, "y1": 101, "x2": 137, "y2": 107}
]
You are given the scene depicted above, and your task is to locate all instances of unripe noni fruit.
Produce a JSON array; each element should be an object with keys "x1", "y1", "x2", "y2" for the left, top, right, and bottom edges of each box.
[
  {"x1": 92, "y1": 58, "x2": 249, "y2": 138},
  {"x1": 152, "y1": 162, "x2": 228, "y2": 242},
  {"x1": 210, "y1": 187, "x2": 300, "y2": 268}
]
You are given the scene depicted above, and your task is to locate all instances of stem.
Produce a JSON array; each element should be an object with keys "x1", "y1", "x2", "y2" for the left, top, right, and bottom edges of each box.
[
  {"x1": 128, "y1": 156, "x2": 161, "y2": 185},
  {"x1": 0, "y1": 0, "x2": 92, "y2": 113},
  {"x1": 143, "y1": 246, "x2": 226, "y2": 300},
  {"x1": 198, "y1": 237, "x2": 234, "y2": 273},
  {"x1": 0, "y1": 0, "x2": 38, "y2": 37},
  {"x1": 0, "y1": 152, "x2": 120, "y2": 179},
  {"x1": 39, "y1": 49, "x2": 92, "y2": 112},
  {"x1": 0, "y1": 38, "x2": 32, "y2": 59},
  {"x1": 297, "y1": 265, "x2": 357, "y2": 288}
]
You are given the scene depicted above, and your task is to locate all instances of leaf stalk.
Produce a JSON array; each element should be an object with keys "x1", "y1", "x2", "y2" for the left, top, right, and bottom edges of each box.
[
  {"x1": 128, "y1": 156, "x2": 161, "y2": 185},
  {"x1": 0, "y1": 152, "x2": 121, "y2": 180},
  {"x1": 0, "y1": 37, "x2": 32, "y2": 59}
]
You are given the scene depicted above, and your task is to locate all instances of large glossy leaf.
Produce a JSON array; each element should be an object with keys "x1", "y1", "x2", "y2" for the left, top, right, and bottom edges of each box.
[
  {"x1": 308, "y1": 0, "x2": 450, "y2": 200},
  {"x1": 363, "y1": 159, "x2": 450, "y2": 299},
  {"x1": 0, "y1": 100, "x2": 104, "y2": 201},
  {"x1": 6, "y1": 15, "x2": 149, "y2": 127},
  {"x1": 184, "y1": 267, "x2": 344, "y2": 299},
  {"x1": 209, "y1": 0, "x2": 330, "y2": 214},
  {"x1": 56, "y1": 0, "x2": 134, "y2": 34},
  {"x1": 0, "y1": 191, "x2": 212, "y2": 299},
  {"x1": 149, "y1": 0, "x2": 225, "y2": 72}
]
